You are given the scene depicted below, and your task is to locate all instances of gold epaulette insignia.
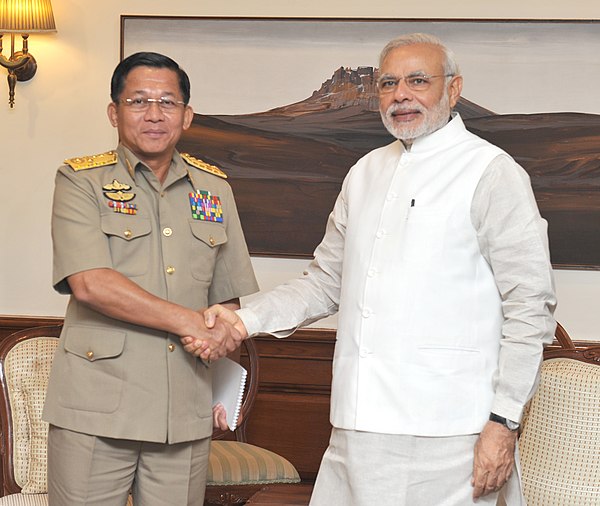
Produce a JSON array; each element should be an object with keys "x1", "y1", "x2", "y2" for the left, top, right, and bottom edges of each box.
[
  {"x1": 64, "y1": 151, "x2": 118, "y2": 171},
  {"x1": 181, "y1": 153, "x2": 227, "y2": 179}
]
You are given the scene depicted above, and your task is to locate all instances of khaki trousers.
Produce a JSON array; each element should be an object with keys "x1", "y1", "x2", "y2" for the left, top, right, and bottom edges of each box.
[
  {"x1": 309, "y1": 428, "x2": 513, "y2": 506},
  {"x1": 47, "y1": 425, "x2": 210, "y2": 506}
]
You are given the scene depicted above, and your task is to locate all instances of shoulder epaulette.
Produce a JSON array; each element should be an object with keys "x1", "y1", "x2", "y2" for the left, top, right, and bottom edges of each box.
[
  {"x1": 64, "y1": 151, "x2": 118, "y2": 171},
  {"x1": 181, "y1": 153, "x2": 227, "y2": 179}
]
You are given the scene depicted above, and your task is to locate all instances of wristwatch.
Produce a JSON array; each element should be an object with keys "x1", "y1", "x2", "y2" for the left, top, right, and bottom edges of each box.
[{"x1": 489, "y1": 413, "x2": 520, "y2": 431}]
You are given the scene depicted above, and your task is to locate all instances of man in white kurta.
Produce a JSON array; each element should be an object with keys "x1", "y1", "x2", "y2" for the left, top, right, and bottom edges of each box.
[{"x1": 185, "y1": 34, "x2": 556, "y2": 505}]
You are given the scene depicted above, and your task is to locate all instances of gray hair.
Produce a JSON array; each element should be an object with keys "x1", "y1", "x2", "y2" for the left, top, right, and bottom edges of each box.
[{"x1": 378, "y1": 33, "x2": 461, "y2": 77}]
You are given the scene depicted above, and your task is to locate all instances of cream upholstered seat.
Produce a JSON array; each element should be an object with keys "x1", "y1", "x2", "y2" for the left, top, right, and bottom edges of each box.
[
  {"x1": 0, "y1": 326, "x2": 61, "y2": 505},
  {"x1": 518, "y1": 323, "x2": 600, "y2": 506},
  {"x1": 0, "y1": 326, "x2": 298, "y2": 506}
]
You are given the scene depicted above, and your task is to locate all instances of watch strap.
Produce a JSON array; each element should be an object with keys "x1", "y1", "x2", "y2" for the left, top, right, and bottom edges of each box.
[{"x1": 489, "y1": 412, "x2": 519, "y2": 431}]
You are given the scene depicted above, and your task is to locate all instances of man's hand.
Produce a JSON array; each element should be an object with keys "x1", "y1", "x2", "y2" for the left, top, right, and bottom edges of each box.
[
  {"x1": 180, "y1": 312, "x2": 243, "y2": 361},
  {"x1": 204, "y1": 304, "x2": 249, "y2": 338},
  {"x1": 472, "y1": 421, "x2": 518, "y2": 499},
  {"x1": 213, "y1": 402, "x2": 229, "y2": 431}
]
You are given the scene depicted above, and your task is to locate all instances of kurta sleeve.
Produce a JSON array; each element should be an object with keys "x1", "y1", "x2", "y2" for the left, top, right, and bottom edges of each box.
[{"x1": 471, "y1": 154, "x2": 557, "y2": 422}]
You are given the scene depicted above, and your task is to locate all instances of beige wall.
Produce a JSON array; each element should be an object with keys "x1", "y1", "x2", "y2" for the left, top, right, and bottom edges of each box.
[{"x1": 1, "y1": 0, "x2": 598, "y2": 340}]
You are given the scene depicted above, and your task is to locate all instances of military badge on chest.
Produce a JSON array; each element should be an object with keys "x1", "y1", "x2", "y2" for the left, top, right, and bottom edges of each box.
[
  {"x1": 189, "y1": 190, "x2": 223, "y2": 223},
  {"x1": 103, "y1": 179, "x2": 137, "y2": 215}
]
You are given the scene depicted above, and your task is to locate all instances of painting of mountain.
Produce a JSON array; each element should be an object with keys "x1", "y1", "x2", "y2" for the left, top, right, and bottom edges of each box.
[{"x1": 178, "y1": 66, "x2": 600, "y2": 268}]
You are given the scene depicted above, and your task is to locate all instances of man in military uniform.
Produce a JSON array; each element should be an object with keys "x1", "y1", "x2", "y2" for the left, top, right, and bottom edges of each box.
[{"x1": 43, "y1": 52, "x2": 258, "y2": 505}]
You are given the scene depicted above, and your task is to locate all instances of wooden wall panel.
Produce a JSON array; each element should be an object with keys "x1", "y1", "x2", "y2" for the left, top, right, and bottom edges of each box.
[{"x1": 244, "y1": 330, "x2": 335, "y2": 480}]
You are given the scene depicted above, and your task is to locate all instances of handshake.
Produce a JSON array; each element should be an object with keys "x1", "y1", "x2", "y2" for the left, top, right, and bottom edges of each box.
[{"x1": 179, "y1": 304, "x2": 248, "y2": 362}]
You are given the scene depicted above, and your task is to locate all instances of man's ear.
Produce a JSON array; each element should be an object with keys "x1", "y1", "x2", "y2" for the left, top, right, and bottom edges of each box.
[
  {"x1": 182, "y1": 105, "x2": 194, "y2": 131},
  {"x1": 107, "y1": 101, "x2": 119, "y2": 127},
  {"x1": 448, "y1": 75, "x2": 463, "y2": 109}
]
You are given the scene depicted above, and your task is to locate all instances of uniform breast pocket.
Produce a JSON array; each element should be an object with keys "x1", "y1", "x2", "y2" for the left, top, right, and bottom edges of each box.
[
  {"x1": 188, "y1": 221, "x2": 228, "y2": 281},
  {"x1": 401, "y1": 206, "x2": 445, "y2": 264},
  {"x1": 101, "y1": 214, "x2": 151, "y2": 277}
]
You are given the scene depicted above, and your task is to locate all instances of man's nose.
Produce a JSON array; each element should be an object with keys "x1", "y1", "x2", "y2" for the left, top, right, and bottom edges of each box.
[
  {"x1": 144, "y1": 101, "x2": 165, "y2": 120},
  {"x1": 392, "y1": 78, "x2": 414, "y2": 101}
]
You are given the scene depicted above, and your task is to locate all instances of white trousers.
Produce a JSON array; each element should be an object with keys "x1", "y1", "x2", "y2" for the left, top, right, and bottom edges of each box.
[{"x1": 310, "y1": 428, "x2": 523, "y2": 506}]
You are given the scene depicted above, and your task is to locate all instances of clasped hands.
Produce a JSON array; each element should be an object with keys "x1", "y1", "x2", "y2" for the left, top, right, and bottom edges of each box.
[{"x1": 180, "y1": 305, "x2": 248, "y2": 362}]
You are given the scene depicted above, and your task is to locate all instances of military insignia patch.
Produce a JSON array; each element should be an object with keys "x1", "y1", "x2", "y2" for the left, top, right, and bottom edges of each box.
[
  {"x1": 181, "y1": 153, "x2": 227, "y2": 179},
  {"x1": 102, "y1": 178, "x2": 136, "y2": 205},
  {"x1": 103, "y1": 179, "x2": 132, "y2": 192},
  {"x1": 64, "y1": 151, "x2": 118, "y2": 171},
  {"x1": 189, "y1": 191, "x2": 223, "y2": 222},
  {"x1": 108, "y1": 201, "x2": 137, "y2": 215}
]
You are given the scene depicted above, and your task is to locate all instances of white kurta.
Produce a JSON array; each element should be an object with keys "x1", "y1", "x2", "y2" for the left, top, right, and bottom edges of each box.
[{"x1": 238, "y1": 114, "x2": 556, "y2": 436}]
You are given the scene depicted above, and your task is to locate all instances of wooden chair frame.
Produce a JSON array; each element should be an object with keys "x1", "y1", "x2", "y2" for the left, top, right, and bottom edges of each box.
[
  {"x1": 0, "y1": 325, "x2": 63, "y2": 496},
  {"x1": 518, "y1": 322, "x2": 600, "y2": 506}
]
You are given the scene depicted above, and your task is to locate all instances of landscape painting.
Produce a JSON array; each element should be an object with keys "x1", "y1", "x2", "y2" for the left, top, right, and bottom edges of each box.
[{"x1": 121, "y1": 17, "x2": 600, "y2": 269}]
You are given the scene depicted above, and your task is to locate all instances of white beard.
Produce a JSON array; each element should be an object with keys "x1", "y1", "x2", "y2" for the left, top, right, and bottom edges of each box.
[{"x1": 380, "y1": 91, "x2": 451, "y2": 142}]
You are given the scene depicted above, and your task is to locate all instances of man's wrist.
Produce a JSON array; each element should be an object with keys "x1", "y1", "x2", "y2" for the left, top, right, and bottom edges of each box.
[{"x1": 489, "y1": 412, "x2": 520, "y2": 431}]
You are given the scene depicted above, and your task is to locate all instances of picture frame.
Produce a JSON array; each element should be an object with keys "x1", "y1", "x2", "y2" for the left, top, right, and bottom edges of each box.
[{"x1": 121, "y1": 16, "x2": 600, "y2": 269}]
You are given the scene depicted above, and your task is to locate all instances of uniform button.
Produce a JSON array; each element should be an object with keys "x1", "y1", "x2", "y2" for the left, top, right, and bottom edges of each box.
[
  {"x1": 123, "y1": 229, "x2": 132, "y2": 239},
  {"x1": 168, "y1": 344, "x2": 176, "y2": 352},
  {"x1": 166, "y1": 266, "x2": 175, "y2": 275},
  {"x1": 359, "y1": 347, "x2": 369, "y2": 358},
  {"x1": 163, "y1": 227, "x2": 173, "y2": 237},
  {"x1": 386, "y1": 192, "x2": 397, "y2": 201},
  {"x1": 367, "y1": 268, "x2": 376, "y2": 278},
  {"x1": 362, "y1": 308, "x2": 372, "y2": 318},
  {"x1": 209, "y1": 236, "x2": 216, "y2": 246},
  {"x1": 376, "y1": 229, "x2": 386, "y2": 239},
  {"x1": 86, "y1": 351, "x2": 94, "y2": 360}
]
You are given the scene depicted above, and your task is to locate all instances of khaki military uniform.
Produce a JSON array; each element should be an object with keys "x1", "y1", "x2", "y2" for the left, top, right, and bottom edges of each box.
[{"x1": 43, "y1": 145, "x2": 258, "y2": 444}]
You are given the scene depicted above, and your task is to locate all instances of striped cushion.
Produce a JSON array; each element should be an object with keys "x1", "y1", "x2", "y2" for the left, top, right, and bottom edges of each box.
[
  {"x1": 0, "y1": 493, "x2": 134, "y2": 505},
  {"x1": 0, "y1": 494, "x2": 48, "y2": 506},
  {"x1": 208, "y1": 441, "x2": 300, "y2": 486}
]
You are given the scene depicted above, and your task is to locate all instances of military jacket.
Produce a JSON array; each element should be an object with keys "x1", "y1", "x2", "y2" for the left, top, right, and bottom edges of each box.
[{"x1": 43, "y1": 145, "x2": 258, "y2": 443}]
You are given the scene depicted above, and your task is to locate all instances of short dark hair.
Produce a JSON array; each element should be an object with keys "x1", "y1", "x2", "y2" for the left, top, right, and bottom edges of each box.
[{"x1": 110, "y1": 52, "x2": 191, "y2": 104}]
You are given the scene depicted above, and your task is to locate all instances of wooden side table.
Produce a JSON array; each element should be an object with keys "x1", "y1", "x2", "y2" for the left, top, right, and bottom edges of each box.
[{"x1": 246, "y1": 483, "x2": 313, "y2": 505}]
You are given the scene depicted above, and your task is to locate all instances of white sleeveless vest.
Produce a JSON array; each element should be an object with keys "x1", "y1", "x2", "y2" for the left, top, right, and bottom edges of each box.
[{"x1": 331, "y1": 114, "x2": 506, "y2": 436}]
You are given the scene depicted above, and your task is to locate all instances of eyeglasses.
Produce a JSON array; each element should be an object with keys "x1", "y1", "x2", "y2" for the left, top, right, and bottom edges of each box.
[
  {"x1": 118, "y1": 97, "x2": 186, "y2": 112},
  {"x1": 377, "y1": 74, "x2": 455, "y2": 94}
]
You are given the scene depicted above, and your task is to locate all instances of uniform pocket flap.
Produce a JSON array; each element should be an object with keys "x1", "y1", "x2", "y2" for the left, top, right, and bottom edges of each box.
[
  {"x1": 101, "y1": 214, "x2": 151, "y2": 241},
  {"x1": 64, "y1": 326, "x2": 126, "y2": 361},
  {"x1": 189, "y1": 221, "x2": 227, "y2": 248}
]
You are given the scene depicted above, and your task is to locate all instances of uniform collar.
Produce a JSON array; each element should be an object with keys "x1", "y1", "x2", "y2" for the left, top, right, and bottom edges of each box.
[{"x1": 116, "y1": 144, "x2": 187, "y2": 189}]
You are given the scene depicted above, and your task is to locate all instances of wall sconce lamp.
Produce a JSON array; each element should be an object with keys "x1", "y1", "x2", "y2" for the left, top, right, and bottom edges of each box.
[{"x1": 0, "y1": 0, "x2": 56, "y2": 108}]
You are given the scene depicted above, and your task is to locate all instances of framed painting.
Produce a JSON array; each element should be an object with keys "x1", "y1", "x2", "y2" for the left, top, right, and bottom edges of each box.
[{"x1": 121, "y1": 16, "x2": 600, "y2": 269}]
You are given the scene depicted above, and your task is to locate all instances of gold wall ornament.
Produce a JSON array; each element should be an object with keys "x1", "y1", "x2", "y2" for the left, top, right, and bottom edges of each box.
[{"x1": 0, "y1": 0, "x2": 57, "y2": 108}]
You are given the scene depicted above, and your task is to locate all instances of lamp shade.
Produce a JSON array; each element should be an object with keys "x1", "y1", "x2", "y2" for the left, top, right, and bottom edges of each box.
[{"x1": 0, "y1": 0, "x2": 56, "y2": 33}]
